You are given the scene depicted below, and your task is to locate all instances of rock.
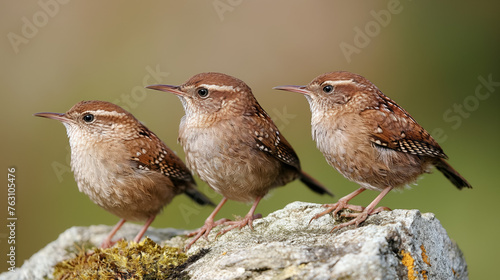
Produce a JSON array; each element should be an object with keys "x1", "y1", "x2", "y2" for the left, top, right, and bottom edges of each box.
[
  {"x1": 184, "y1": 202, "x2": 468, "y2": 280},
  {"x1": 0, "y1": 202, "x2": 467, "y2": 280},
  {"x1": 0, "y1": 225, "x2": 186, "y2": 280}
]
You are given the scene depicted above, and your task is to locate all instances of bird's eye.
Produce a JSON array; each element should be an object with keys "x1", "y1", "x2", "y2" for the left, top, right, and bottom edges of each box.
[
  {"x1": 197, "y1": 88, "x2": 209, "y2": 98},
  {"x1": 323, "y1": 85, "x2": 334, "y2": 93},
  {"x1": 82, "y1": 114, "x2": 95, "y2": 123}
]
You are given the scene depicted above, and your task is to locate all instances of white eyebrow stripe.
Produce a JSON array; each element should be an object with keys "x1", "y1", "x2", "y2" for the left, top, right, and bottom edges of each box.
[
  {"x1": 85, "y1": 110, "x2": 127, "y2": 117},
  {"x1": 199, "y1": 84, "x2": 236, "y2": 92},
  {"x1": 325, "y1": 79, "x2": 354, "y2": 86}
]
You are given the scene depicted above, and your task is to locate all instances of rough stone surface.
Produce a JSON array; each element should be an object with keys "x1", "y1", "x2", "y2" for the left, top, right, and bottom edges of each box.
[
  {"x1": 0, "y1": 202, "x2": 468, "y2": 280},
  {"x1": 0, "y1": 225, "x2": 185, "y2": 280}
]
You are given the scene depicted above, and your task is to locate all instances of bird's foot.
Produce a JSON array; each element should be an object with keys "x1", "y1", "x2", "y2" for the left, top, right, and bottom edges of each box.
[
  {"x1": 339, "y1": 206, "x2": 391, "y2": 218},
  {"x1": 185, "y1": 218, "x2": 231, "y2": 250},
  {"x1": 330, "y1": 206, "x2": 391, "y2": 232},
  {"x1": 309, "y1": 200, "x2": 362, "y2": 225},
  {"x1": 215, "y1": 213, "x2": 263, "y2": 239}
]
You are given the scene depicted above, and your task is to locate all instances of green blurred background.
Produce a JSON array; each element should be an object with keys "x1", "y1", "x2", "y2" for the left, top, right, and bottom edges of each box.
[{"x1": 1, "y1": 1, "x2": 499, "y2": 278}]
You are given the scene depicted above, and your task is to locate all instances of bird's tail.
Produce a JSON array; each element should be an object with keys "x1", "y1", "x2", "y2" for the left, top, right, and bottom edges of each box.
[
  {"x1": 184, "y1": 187, "x2": 216, "y2": 206},
  {"x1": 299, "y1": 171, "x2": 334, "y2": 197},
  {"x1": 435, "y1": 159, "x2": 472, "y2": 190}
]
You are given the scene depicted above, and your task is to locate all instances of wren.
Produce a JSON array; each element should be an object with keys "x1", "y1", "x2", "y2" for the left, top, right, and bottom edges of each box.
[
  {"x1": 35, "y1": 100, "x2": 214, "y2": 248},
  {"x1": 147, "y1": 72, "x2": 333, "y2": 249},
  {"x1": 274, "y1": 71, "x2": 472, "y2": 230}
]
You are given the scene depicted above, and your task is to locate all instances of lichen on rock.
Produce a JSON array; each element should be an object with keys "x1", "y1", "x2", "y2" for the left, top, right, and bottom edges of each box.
[{"x1": 53, "y1": 238, "x2": 188, "y2": 279}]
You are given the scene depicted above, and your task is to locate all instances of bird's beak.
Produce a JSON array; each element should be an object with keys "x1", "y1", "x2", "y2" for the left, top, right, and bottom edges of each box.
[
  {"x1": 146, "y1": 84, "x2": 186, "y2": 97},
  {"x1": 273, "y1": 85, "x2": 310, "y2": 95},
  {"x1": 34, "y1": 112, "x2": 70, "y2": 123}
]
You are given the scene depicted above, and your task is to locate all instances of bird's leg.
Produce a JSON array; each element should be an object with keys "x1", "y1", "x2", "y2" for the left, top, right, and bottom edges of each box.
[
  {"x1": 309, "y1": 187, "x2": 366, "y2": 224},
  {"x1": 331, "y1": 186, "x2": 393, "y2": 231},
  {"x1": 216, "y1": 196, "x2": 263, "y2": 238},
  {"x1": 101, "y1": 218, "x2": 126, "y2": 248},
  {"x1": 186, "y1": 197, "x2": 231, "y2": 250},
  {"x1": 133, "y1": 215, "x2": 156, "y2": 243}
]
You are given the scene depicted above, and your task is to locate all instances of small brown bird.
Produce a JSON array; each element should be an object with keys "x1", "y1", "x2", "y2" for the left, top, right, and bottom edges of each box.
[
  {"x1": 34, "y1": 101, "x2": 214, "y2": 248},
  {"x1": 147, "y1": 72, "x2": 333, "y2": 249},
  {"x1": 274, "y1": 71, "x2": 472, "y2": 230}
]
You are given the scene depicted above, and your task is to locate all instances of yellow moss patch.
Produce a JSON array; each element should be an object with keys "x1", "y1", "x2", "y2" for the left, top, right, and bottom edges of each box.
[
  {"x1": 420, "y1": 245, "x2": 431, "y2": 267},
  {"x1": 53, "y1": 238, "x2": 189, "y2": 280},
  {"x1": 401, "y1": 250, "x2": 417, "y2": 280}
]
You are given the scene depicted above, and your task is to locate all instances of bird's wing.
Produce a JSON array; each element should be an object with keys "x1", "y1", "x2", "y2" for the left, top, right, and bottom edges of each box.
[
  {"x1": 245, "y1": 105, "x2": 301, "y2": 170},
  {"x1": 361, "y1": 92, "x2": 447, "y2": 158},
  {"x1": 127, "y1": 125, "x2": 196, "y2": 184}
]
